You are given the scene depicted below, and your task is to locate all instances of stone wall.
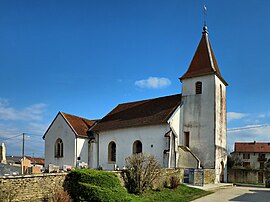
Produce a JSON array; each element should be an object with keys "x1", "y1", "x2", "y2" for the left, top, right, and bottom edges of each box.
[
  {"x1": 0, "y1": 173, "x2": 67, "y2": 201},
  {"x1": 228, "y1": 168, "x2": 270, "y2": 184},
  {"x1": 153, "y1": 168, "x2": 184, "y2": 188},
  {"x1": 0, "y1": 168, "x2": 215, "y2": 201},
  {"x1": 114, "y1": 168, "x2": 184, "y2": 189},
  {"x1": 204, "y1": 169, "x2": 216, "y2": 184}
]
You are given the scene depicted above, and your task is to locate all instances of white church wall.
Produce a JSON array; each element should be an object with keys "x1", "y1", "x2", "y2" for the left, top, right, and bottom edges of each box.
[
  {"x1": 76, "y1": 137, "x2": 89, "y2": 167},
  {"x1": 168, "y1": 106, "x2": 180, "y2": 137},
  {"x1": 168, "y1": 106, "x2": 180, "y2": 167},
  {"x1": 44, "y1": 114, "x2": 76, "y2": 168},
  {"x1": 98, "y1": 124, "x2": 169, "y2": 170},
  {"x1": 214, "y1": 75, "x2": 227, "y2": 182},
  {"x1": 181, "y1": 74, "x2": 216, "y2": 168}
]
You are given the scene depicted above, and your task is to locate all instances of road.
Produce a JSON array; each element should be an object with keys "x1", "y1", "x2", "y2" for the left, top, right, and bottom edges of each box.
[{"x1": 193, "y1": 185, "x2": 270, "y2": 202}]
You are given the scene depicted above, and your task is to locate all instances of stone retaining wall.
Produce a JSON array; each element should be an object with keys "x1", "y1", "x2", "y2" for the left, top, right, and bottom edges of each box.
[
  {"x1": 0, "y1": 173, "x2": 67, "y2": 201},
  {"x1": 0, "y1": 168, "x2": 215, "y2": 201}
]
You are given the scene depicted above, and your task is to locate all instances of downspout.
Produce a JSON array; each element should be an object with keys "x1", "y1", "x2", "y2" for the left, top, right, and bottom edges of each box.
[{"x1": 75, "y1": 137, "x2": 78, "y2": 168}]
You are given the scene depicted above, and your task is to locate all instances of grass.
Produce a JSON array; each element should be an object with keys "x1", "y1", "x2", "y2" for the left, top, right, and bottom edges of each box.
[
  {"x1": 68, "y1": 169, "x2": 211, "y2": 202},
  {"x1": 129, "y1": 184, "x2": 212, "y2": 202}
]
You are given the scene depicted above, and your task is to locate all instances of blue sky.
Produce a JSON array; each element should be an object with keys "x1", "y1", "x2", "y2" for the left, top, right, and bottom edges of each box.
[{"x1": 0, "y1": 0, "x2": 270, "y2": 157}]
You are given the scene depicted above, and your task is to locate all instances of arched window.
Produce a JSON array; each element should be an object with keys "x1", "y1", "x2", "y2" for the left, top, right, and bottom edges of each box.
[
  {"x1": 108, "y1": 141, "x2": 116, "y2": 162},
  {"x1": 55, "y1": 138, "x2": 63, "y2": 158},
  {"x1": 133, "y1": 140, "x2": 142, "y2": 154},
  {"x1": 195, "y1": 81, "x2": 202, "y2": 94}
]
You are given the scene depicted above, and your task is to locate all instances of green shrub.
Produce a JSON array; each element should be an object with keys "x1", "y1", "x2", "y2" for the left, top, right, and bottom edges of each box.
[
  {"x1": 66, "y1": 169, "x2": 131, "y2": 202},
  {"x1": 78, "y1": 182, "x2": 131, "y2": 202}
]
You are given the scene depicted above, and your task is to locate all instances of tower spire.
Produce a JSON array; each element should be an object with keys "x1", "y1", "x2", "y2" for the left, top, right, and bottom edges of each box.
[{"x1": 203, "y1": 2, "x2": 208, "y2": 34}]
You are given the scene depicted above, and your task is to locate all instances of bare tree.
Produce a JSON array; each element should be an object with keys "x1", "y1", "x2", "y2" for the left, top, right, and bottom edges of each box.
[{"x1": 123, "y1": 153, "x2": 160, "y2": 194}]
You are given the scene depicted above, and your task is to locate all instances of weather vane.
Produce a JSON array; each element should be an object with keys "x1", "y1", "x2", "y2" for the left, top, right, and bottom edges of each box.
[
  {"x1": 203, "y1": 1, "x2": 208, "y2": 33},
  {"x1": 203, "y1": 1, "x2": 207, "y2": 27}
]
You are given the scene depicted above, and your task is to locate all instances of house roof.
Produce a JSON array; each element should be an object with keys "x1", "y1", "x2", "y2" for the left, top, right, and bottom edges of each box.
[
  {"x1": 6, "y1": 156, "x2": 21, "y2": 164},
  {"x1": 61, "y1": 112, "x2": 97, "y2": 138},
  {"x1": 25, "y1": 156, "x2": 45, "y2": 165},
  {"x1": 6, "y1": 156, "x2": 45, "y2": 165},
  {"x1": 43, "y1": 112, "x2": 98, "y2": 139},
  {"x1": 180, "y1": 27, "x2": 228, "y2": 86},
  {"x1": 92, "y1": 94, "x2": 181, "y2": 132},
  {"x1": 235, "y1": 142, "x2": 270, "y2": 153}
]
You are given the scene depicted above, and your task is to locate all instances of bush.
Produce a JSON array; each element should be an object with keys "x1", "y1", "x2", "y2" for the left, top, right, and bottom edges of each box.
[
  {"x1": 170, "y1": 176, "x2": 180, "y2": 189},
  {"x1": 123, "y1": 153, "x2": 161, "y2": 194},
  {"x1": 52, "y1": 188, "x2": 71, "y2": 202},
  {"x1": 65, "y1": 169, "x2": 131, "y2": 202}
]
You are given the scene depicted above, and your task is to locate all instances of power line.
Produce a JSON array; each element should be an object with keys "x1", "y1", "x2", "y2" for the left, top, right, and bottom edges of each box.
[
  {"x1": 0, "y1": 134, "x2": 21, "y2": 141},
  {"x1": 227, "y1": 124, "x2": 270, "y2": 132}
]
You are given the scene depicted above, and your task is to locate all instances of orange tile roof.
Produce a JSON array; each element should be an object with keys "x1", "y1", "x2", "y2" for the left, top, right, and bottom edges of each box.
[
  {"x1": 235, "y1": 142, "x2": 270, "y2": 153},
  {"x1": 61, "y1": 112, "x2": 97, "y2": 137},
  {"x1": 26, "y1": 156, "x2": 45, "y2": 165},
  {"x1": 180, "y1": 32, "x2": 227, "y2": 86},
  {"x1": 92, "y1": 94, "x2": 181, "y2": 132}
]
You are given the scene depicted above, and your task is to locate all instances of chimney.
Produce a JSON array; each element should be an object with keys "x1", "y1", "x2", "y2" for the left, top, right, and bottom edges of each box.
[{"x1": 0, "y1": 143, "x2": 7, "y2": 164}]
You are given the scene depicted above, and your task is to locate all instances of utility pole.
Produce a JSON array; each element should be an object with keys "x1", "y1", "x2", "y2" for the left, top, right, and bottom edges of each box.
[{"x1": 21, "y1": 133, "x2": 25, "y2": 175}]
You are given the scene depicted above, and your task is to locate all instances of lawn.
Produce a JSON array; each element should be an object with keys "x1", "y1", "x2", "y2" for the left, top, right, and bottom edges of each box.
[
  {"x1": 130, "y1": 184, "x2": 212, "y2": 202},
  {"x1": 67, "y1": 169, "x2": 212, "y2": 202}
]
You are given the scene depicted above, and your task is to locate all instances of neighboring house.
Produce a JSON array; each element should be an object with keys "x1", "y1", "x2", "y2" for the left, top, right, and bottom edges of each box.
[
  {"x1": 231, "y1": 142, "x2": 270, "y2": 170},
  {"x1": 6, "y1": 156, "x2": 23, "y2": 166},
  {"x1": 44, "y1": 25, "x2": 228, "y2": 183},
  {"x1": 229, "y1": 141, "x2": 270, "y2": 184},
  {"x1": 6, "y1": 156, "x2": 44, "y2": 167},
  {"x1": 43, "y1": 112, "x2": 98, "y2": 168},
  {"x1": 26, "y1": 156, "x2": 45, "y2": 168}
]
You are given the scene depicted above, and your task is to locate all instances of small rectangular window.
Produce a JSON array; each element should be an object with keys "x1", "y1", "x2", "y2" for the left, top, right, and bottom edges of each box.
[
  {"x1": 243, "y1": 162, "x2": 250, "y2": 168},
  {"x1": 196, "y1": 82, "x2": 202, "y2": 94},
  {"x1": 184, "y1": 132, "x2": 190, "y2": 147},
  {"x1": 243, "y1": 153, "x2": 250, "y2": 159}
]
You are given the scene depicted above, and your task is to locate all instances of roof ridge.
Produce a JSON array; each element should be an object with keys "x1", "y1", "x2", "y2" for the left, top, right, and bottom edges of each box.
[
  {"x1": 118, "y1": 93, "x2": 181, "y2": 106},
  {"x1": 61, "y1": 111, "x2": 93, "y2": 122}
]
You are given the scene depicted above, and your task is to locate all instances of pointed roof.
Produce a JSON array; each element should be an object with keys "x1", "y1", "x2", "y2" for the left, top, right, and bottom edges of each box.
[
  {"x1": 61, "y1": 112, "x2": 97, "y2": 137},
  {"x1": 43, "y1": 112, "x2": 98, "y2": 139},
  {"x1": 180, "y1": 27, "x2": 228, "y2": 86},
  {"x1": 92, "y1": 94, "x2": 181, "y2": 132}
]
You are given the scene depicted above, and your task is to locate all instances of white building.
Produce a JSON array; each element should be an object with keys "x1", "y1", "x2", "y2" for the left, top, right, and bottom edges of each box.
[
  {"x1": 232, "y1": 142, "x2": 270, "y2": 170},
  {"x1": 43, "y1": 112, "x2": 97, "y2": 168},
  {"x1": 43, "y1": 26, "x2": 228, "y2": 183}
]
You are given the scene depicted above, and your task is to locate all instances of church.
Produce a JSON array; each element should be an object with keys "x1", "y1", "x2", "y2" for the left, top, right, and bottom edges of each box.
[{"x1": 43, "y1": 25, "x2": 228, "y2": 183}]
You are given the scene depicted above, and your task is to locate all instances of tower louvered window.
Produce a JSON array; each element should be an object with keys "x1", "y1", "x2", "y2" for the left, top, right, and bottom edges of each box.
[{"x1": 196, "y1": 82, "x2": 202, "y2": 94}]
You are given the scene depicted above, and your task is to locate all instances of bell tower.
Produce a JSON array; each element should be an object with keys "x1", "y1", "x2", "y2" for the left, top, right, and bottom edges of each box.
[{"x1": 179, "y1": 25, "x2": 228, "y2": 183}]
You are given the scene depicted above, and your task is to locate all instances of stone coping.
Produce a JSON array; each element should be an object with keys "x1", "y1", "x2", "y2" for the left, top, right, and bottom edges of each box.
[{"x1": 0, "y1": 172, "x2": 68, "y2": 179}]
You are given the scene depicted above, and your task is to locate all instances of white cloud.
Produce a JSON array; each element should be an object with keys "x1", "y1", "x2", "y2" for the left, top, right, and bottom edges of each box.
[
  {"x1": 0, "y1": 99, "x2": 47, "y2": 121},
  {"x1": 0, "y1": 122, "x2": 47, "y2": 156},
  {"x1": 135, "y1": 77, "x2": 171, "y2": 89},
  {"x1": 227, "y1": 112, "x2": 248, "y2": 122},
  {"x1": 227, "y1": 124, "x2": 270, "y2": 153},
  {"x1": 27, "y1": 122, "x2": 49, "y2": 135}
]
